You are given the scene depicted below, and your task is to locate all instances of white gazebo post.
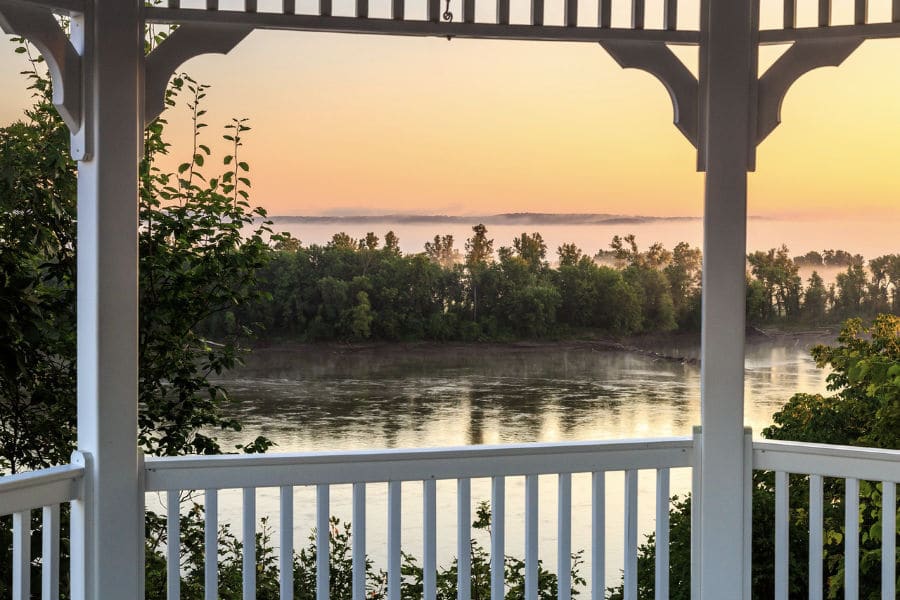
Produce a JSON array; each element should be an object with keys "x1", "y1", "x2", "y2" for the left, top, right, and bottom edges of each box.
[
  {"x1": 69, "y1": 1, "x2": 144, "y2": 597},
  {"x1": 698, "y1": 0, "x2": 756, "y2": 597}
]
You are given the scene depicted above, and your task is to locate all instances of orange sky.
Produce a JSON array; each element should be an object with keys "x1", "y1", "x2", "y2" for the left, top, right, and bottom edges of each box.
[{"x1": 1, "y1": 26, "x2": 900, "y2": 219}]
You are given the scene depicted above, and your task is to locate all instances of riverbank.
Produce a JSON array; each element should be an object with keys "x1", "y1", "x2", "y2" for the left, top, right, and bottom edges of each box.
[{"x1": 247, "y1": 326, "x2": 838, "y2": 366}]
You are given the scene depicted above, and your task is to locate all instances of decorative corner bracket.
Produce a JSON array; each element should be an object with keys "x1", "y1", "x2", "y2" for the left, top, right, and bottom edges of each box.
[
  {"x1": 599, "y1": 40, "x2": 699, "y2": 149},
  {"x1": 757, "y1": 38, "x2": 862, "y2": 144},
  {"x1": 144, "y1": 24, "x2": 253, "y2": 128},
  {"x1": 0, "y1": 0, "x2": 89, "y2": 158}
]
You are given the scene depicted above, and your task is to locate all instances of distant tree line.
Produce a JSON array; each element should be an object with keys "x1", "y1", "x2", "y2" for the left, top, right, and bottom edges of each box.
[{"x1": 215, "y1": 228, "x2": 899, "y2": 343}]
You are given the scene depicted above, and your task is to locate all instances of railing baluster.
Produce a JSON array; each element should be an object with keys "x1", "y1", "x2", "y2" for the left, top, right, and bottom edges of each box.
[
  {"x1": 663, "y1": 0, "x2": 677, "y2": 30},
  {"x1": 357, "y1": 0, "x2": 368, "y2": 17},
  {"x1": 204, "y1": 489, "x2": 218, "y2": 600},
  {"x1": 632, "y1": 0, "x2": 645, "y2": 29},
  {"x1": 283, "y1": 0, "x2": 296, "y2": 14},
  {"x1": 491, "y1": 476, "x2": 505, "y2": 600},
  {"x1": 352, "y1": 483, "x2": 366, "y2": 600},
  {"x1": 392, "y1": 0, "x2": 404, "y2": 20},
  {"x1": 206, "y1": 0, "x2": 218, "y2": 10},
  {"x1": 243, "y1": 488, "x2": 257, "y2": 600},
  {"x1": 279, "y1": 486, "x2": 294, "y2": 600},
  {"x1": 855, "y1": 0, "x2": 866, "y2": 24},
  {"x1": 624, "y1": 470, "x2": 638, "y2": 600},
  {"x1": 464, "y1": 0, "x2": 475, "y2": 22},
  {"x1": 883, "y1": 481, "x2": 896, "y2": 600},
  {"x1": 565, "y1": 0, "x2": 577, "y2": 26},
  {"x1": 894, "y1": 0, "x2": 900, "y2": 22},
  {"x1": 690, "y1": 427, "x2": 702, "y2": 600},
  {"x1": 775, "y1": 471, "x2": 789, "y2": 600},
  {"x1": 167, "y1": 491, "x2": 181, "y2": 600},
  {"x1": 423, "y1": 480, "x2": 437, "y2": 600},
  {"x1": 532, "y1": 0, "x2": 544, "y2": 26},
  {"x1": 42, "y1": 505, "x2": 60, "y2": 600},
  {"x1": 808, "y1": 475, "x2": 823, "y2": 600},
  {"x1": 13, "y1": 511, "x2": 31, "y2": 600},
  {"x1": 168, "y1": 0, "x2": 180, "y2": 8},
  {"x1": 655, "y1": 469, "x2": 670, "y2": 600},
  {"x1": 818, "y1": 0, "x2": 830, "y2": 26},
  {"x1": 317, "y1": 484, "x2": 330, "y2": 600},
  {"x1": 845, "y1": 478, "x2": 859, "y2": 598},
  {"x1": 558, "y1": 473, "x2": 572, "y2": 600},
  {"x1": 321, "y1": 0, "x2": 333, "y2": 17},
  {"x1": 428, "y1": 0, "x2": 440, "y2": 21},
  {"x1": 599, "y1": 0, "x2": 611, "y2": 28},
  {"x1": 246, "y1": 0, "x2": 258, "y2": 11},
  {"x1": 592, "y1": 472, "x2": 605, "y2": 600},
  {"x1": 525, "y1": 475, "x2": 539, "y2": 600},
  {"x1": 388, "y1": 481, "x2": 402, "y2": 600},
  {"x1": 498, "y1": 0, "x2": 510, "y2": 25},
  {"x1": 783, "y1": 0, "x2": 796, "y2": 28},
  {"x1": 457, "y1": 479, "x2": 471, "y2": 600}
]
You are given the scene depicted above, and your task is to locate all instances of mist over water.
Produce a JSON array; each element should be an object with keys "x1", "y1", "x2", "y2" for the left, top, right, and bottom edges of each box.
[
  {"x1": 266, "y1": 215, "x2": 898, "y2": 263},
  {"x1": 203, "y1": 338, "x2": 832, "y2": 590}
]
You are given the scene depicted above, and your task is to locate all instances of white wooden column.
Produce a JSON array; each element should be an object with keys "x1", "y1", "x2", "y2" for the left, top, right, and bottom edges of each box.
[
  {"x1": 70, "y1": 0, "x2": 144, "y2": 598},
  {"x1": 698, "y1": 0, "x2": 755, "y2": 596}
]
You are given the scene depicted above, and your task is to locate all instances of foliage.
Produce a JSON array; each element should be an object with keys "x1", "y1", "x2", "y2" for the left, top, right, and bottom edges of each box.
[
  {"x1": 610, "y1": 315, "x2": 900, "y2": 600},
  {"x1": 143, "y1": 500, "x2": 584, "y2": 599}
]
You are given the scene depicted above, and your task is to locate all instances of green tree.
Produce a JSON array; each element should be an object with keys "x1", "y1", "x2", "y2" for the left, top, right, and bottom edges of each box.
[
  {"x1": 803, "y1": 271, "x2": 827, "y2": 323},
  {"x1": 557, "y1": 243, "x2": 583, "y2": 267},
  {"x1": 512, "y1": 232, "x2": 548, "y2": 272}
]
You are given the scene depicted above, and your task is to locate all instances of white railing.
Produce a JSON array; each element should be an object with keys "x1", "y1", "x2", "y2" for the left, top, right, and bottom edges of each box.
[
  {"x1": 144, "y1": 436, "x2": 696, "y2": 600},
  {"x1": 753, "y1": 440, "x2": 900, "y2": 600},
  {"x1": 0, "y1": 458, "x2": 85, "y2": 600}
]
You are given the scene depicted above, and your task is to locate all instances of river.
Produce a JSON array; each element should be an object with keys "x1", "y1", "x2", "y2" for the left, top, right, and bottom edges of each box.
[{"x1": 192, "y1": 337, "x2": 832, "y2": 591}]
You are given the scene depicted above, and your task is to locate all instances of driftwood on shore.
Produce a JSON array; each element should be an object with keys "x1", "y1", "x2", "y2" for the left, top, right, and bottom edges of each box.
[{"x1": 590, "y1": 340, "x2": 700, "y2": 365}]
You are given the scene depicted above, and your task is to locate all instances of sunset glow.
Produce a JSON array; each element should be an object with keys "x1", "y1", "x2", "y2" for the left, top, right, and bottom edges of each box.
[{"x1": 1, "y1": 27, "x2": 899, "y2": 219}]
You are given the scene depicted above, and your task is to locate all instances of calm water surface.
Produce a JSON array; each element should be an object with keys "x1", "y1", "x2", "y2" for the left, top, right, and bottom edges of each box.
[{"x1": 197, "y1": 339, "x2": 831, "y2": 590}]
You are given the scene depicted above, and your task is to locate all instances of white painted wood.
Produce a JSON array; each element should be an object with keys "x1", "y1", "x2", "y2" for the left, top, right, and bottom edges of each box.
[
  {"x1": 42, "y1": 504, "x2": 60, "y2": 600},
  {"x1": 753, "y1": 441, "x2": 900, "y2": 482},
  {"x1": 624, "y1": 470, "x2": 638, "y2": 600},
  {"x1": 279, "y1": 486, "x2": 294, "y2": 600},
  {"x1": 457, "y1": 478, "x2": 472, "y2": 600},
  {"x1": 317, "y1": 484, "x2": 330, "y2": 600},
  {"x1": 204, "y1": 489, "x2": 218, "y2": 600},
  {"x1": 525, "y1": 474, "x2": 539, "y2": 600},
  {"x1": 167, "y1": 491, "x2": 181, "y2": 600},
  {"x1": 845, "y1": 478, "x2": 859, "y2": 598},
  {"x1": 690, "y1": 427, "x2": 702, "y2": 600},
  {"x1": 145, "y1": 5, "x2": 701, "y2": 43},
  {"x1": 558, "y1": 473, "x2": 572, "y2": 600},
  {"x1": 655, "y1": 469, "x2": 670, "y2": 600},
  {"x1": 352, "y1": 483, "x2": 366, "y2": 600},
  {"x1": 698, "y1": 0, "x2": 754, "y2": 588},
  {"x1": 599, "y1": 0, "x2": 611, "y2": 27},
  {"x1": 591, "y1": 472, "x2": 605, "y2": 600},
  {"x1": 743, "y1": 428, "x2": 753, "y2": 599},
  {"x1": 388, "y1": 481, "x2": 401, "y2": 600},
  {"x1": 808, "y1": 475, "x2": 823, "y2": 600},
  {"x1": 243, "y1": 488, "x2": 257, "y2": 600},
  {"x1": 423, "y1": 479, "x2": 437, "y2": 600},
  {"x1": 774, "y1": 471, "x2": 789, "y2": 600},
  {"x1": 0, "y1": 464, "x2": 83, "y2": 517},
  {"x1": 491, "y1": 476, "x2": 505, "y2": 600},
  {"x1": 758, "y1": 21, "x2": 900, "y2": 42},
  {"x1": 882, "y1": 482, "x2": 896, "y2": 600},
  {"x1": 13, "y1": 511, "x2": 31, "y2": 600},
  {"x1": 144, "y1": 438, "x2": 694, "y2": 491},
  {"x1": 71, "y1": 0, "x2": 144, "y2": 597}
]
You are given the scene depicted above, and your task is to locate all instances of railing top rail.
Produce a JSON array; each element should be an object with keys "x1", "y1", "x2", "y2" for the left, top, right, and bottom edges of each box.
[
  {"x1": 0, "y1": 462, "x2": 85, "y2": 516},
  {"x1": 142, "y1": 7, "x2": 702, "y2": 44},
  {"x1": 145, "y1": 436, "x2": 694, "y2": 491},
  {"x1": 754, "y1": 439, "x2": 900, "y2": 482}
]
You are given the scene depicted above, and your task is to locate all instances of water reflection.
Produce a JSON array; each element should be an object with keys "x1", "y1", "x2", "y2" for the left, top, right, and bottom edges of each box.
[{"x1": 205, "y1": 338, "x2": 831, "y2": 589}]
